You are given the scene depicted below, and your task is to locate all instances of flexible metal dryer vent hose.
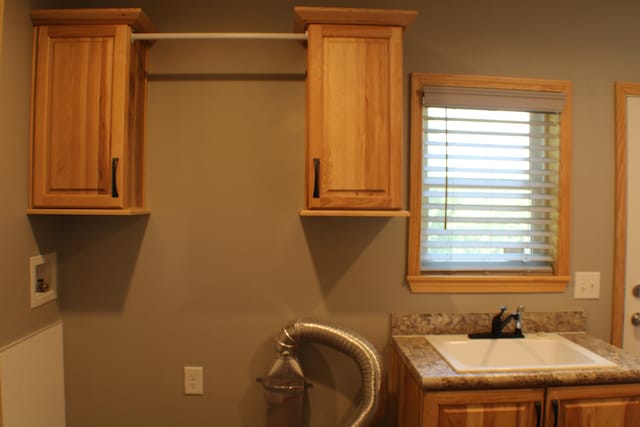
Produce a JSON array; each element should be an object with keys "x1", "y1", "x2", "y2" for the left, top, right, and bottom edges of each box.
[{"x1": 276, "y1": 320, "x2": 383, "y2": 427}]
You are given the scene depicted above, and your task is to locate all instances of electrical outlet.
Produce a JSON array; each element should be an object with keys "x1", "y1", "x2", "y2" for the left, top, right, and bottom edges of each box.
[
  {"x1": 574, "y1": 272, "x2": 600, "y2": 299},
  {"x1": 184, "y1": 366, "x2": 204, "y2": 395}
]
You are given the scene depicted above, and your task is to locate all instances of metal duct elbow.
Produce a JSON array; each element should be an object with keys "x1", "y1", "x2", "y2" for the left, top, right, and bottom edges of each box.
[{"x1": 276, "y1": 320, "x2": 383, "y2": 427}]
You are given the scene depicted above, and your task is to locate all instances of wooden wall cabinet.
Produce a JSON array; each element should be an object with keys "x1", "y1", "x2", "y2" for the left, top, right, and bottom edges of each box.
[
  {"x1": 28, "y1": 9, "x2": 154, "y2": 215},
  {"x1": 294, "y1": 7, "x2": 416, "y2": 217}
]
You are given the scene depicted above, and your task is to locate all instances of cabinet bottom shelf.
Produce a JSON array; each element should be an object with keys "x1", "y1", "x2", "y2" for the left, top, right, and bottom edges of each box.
[
  {"x1": 300, "y1": 209, "x2": 409, "y2": 217},
  {"x1": 27, "y1": 208, "x2": 150, "y2": 216}
]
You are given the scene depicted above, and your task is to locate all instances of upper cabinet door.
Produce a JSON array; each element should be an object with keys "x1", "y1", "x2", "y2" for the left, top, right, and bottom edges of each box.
[
  {"x1": 31, "y1": 24, "x2": 129, "y2": 209},
  {"x1": 296, "y1": 7, "x2": 416, "y2": 215},
  {"x1": 29, "y1": 8, "x2": 153, "y2": 214},
  {"x1": 306, "y1": 24, "x2": 403, "y2": 210}
]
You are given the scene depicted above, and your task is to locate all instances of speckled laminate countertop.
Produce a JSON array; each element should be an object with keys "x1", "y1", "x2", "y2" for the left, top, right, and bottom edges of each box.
[{"x1": 391, "y1": 311, "x2": 640, "y2": 390}]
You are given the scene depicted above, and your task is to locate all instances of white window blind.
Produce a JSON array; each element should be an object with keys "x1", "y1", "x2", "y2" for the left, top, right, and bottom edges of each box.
[{"x1": 421, "y1": 86, "x2": 565, "y2": 273}]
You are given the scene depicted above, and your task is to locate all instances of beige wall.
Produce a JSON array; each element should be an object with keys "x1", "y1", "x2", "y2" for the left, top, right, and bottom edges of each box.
[
  {"x1": 6, "y1": 0, "x2": 640, "y2": 425},
  {"x1": 0, "y1": 0, "x2": 61, "y2": 348}
]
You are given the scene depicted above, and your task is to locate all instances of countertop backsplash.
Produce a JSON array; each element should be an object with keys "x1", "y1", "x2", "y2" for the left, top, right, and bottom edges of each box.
[{"x1": 391, "y1": 311, "x2": 586, "y2": 336}]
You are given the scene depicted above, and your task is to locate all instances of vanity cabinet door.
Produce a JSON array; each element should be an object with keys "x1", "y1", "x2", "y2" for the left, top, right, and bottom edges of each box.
[
  {"x1": 423, "y1": 388, "x2": 544, "y2": 427},
  {"x1": 545, "y1": 384, "x2": 640, "y2": 427}
]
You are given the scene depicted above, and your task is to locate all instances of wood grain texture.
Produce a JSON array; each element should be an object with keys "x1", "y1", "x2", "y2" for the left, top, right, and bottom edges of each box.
[
  {"x1": 31, "y1": 8, "x2": 155, "y2": 33},
  {"x1": 31, "y1": 25, "x2": 122, "y2": 208},
  {"x1": 305, "y1": 23, "x2": 404, "y2": 210},
  {"x1": 391, "y1": 344, "x2": 551, "y2": 427},
  {"x1": 29, "y1": 11, "x2": 151, "y2": 213},
  {"x1": 423, "y1": 389, "x2": 544, "y2": 427},
  {"x1": 26, "y1": 208, "x2": 149, "y2": 216},
  {"x1": 407, "y1": 275, "x2": 570, "y2": 293},
  {"x1": 611, "y1": 82, "x2": 640, "y2": 347},
  {"x1": 390, "y1": 346, "x2": 424, "y2": 427},
  {"x1": 407, "y1": 73, "x2": 572, "y2": 293},
  {"x1": 546, "y1": 384, "x2": 640, "y2": 427},
  {"x1": 391, "y1": 349, "x2": 640, "y2": 427},
  {"x1": 293, "y1": 6, "x2": 417, "y2": 32},
  {"x1": 299, "y1": 209, "x2": 409, "y2": 217}
]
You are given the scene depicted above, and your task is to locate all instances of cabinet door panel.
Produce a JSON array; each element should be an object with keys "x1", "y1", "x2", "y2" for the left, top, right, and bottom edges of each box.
[
  {"x1": 307, "y1": 24, "x2": 402, "y2": 209},
  {"x1": 561, "y1": 400, "x2": 640, "y2": 426},
  {"x1": 546, "y1": 384, "x2": 640, "y2": 427},
  {"x1": 323, "y1": 35, "x2": 389, "y2": 192},
  {"x1": 47, "y1": 34, "x2": 112, "y2": 192},
  {"x1": 438, "y1": 403, "x2": 536, "y2": 427},
  {"x1": 424, "y1": 388, "x2": 544, "y2": 427},
  {"x1": 32, "y1": 25, "x2": 128, "y2": 208}
]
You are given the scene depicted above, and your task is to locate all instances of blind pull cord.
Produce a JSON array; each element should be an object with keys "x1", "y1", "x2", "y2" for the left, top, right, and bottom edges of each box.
[{"x1": 444, "y1": 108, "x2": 450, "y2": 230}]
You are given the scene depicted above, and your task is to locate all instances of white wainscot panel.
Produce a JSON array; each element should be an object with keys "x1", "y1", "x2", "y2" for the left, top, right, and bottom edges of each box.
[{"x1": 0, "y1": 321, "x2": 66, "y2": 427}]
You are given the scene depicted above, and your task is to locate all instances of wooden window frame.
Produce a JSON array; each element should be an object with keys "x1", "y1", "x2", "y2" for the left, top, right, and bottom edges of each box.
[{"x1": 407, "y1": 73, "x2": 572, "y2": 293}]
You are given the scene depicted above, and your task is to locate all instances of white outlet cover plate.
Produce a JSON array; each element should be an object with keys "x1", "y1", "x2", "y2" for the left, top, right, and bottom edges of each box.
[
  {"x1": 30, "y1": 252, "x2": 57, "y2": 308},
  {"x1": 184, "y1": 366, "x2": 203, "y2": 395}
]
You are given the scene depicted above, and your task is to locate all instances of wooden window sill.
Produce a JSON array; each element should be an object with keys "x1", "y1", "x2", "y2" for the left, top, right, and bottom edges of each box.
[{"x1": 407, "y1": 275, "x2": 570, "y2": 293}]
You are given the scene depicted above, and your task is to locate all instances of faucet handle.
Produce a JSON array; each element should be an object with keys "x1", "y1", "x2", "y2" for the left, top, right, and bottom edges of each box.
[
  {"x1": 498, "y1": 306, "x2": 507, "y2": 314},
  {"x1": 516, "y1": 305, "x2": 525, "y2": 314}
]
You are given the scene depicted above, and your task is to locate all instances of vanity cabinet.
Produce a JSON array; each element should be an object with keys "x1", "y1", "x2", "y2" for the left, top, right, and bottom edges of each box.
[
  {"x1": 294, "y1": 7, "x2": 416, "y2": 216},
  {"x1": 28, "y1": 9, "x2": 154, "y2": 214},
  {"x1": 390, "y1": 347, "x2": 640, "y2": 427}
]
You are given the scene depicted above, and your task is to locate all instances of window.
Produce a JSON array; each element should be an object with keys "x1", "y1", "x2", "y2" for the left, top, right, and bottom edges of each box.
[{"x1": 407, "y1": 74, "x2": 572, "y2": 293}]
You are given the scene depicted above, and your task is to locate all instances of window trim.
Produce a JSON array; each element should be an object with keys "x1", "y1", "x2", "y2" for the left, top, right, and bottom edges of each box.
[{"x1": 407, "y1": 73, "x2": 572, "y2": 293}]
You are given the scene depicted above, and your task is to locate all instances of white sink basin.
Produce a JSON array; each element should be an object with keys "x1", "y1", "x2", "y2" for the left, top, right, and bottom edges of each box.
[{"x1": 425, "y1": 333, "x2": 617, "y2": 373}]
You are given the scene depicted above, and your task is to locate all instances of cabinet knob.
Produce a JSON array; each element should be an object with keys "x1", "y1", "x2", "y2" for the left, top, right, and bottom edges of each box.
[
  {"x1": 633, "y1": 285, "x2": 640, "y2": 298},
  {"x1": 632, "y1": 313, "x2": 640, "y2": 327}
]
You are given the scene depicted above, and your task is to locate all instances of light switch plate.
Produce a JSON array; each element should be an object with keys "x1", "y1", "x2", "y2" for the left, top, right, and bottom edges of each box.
[
  {"x1": 574, "y1": 271, "x2": 600, "y2": 299},
  {"x1": 30, "y1": 252, "x2": 57, "y2": 308}
]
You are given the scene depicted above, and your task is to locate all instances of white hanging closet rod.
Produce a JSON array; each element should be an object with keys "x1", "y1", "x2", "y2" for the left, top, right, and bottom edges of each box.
[{"x1": 131, "y1": 31, "x2": 308, "y2": 41}]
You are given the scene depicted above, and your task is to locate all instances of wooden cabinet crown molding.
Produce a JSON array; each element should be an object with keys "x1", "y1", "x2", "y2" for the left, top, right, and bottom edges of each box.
[
  {"x1": 293, "y1": 6, "x2": 417, "y2": 32},
  {"x1": 31, "y1": 8, "x2": 155, "y2": 33}
]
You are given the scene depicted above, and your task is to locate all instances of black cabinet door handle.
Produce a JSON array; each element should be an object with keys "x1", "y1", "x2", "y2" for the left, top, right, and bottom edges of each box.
[
  {"x1": 535, "y1": 401, "x2": 542, "y2": 427},
  {"x1": 552, "y1": 399, "x2": 559, "y2": 427},
  {"x1": 312, "y1": 158, "x2": 320, "y2": 198},
  {"x1": 111, "y1": 158, "x2": 119, "y2": 198}
]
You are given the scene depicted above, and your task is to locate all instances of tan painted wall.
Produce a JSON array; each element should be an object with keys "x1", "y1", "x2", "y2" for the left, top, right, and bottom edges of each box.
[
  {"x1": 0, "y1": 0, "x2": 61, "y2": 348},
  {"x1": 6, "y1": 0, "x2": 640, "y2": 425}
]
